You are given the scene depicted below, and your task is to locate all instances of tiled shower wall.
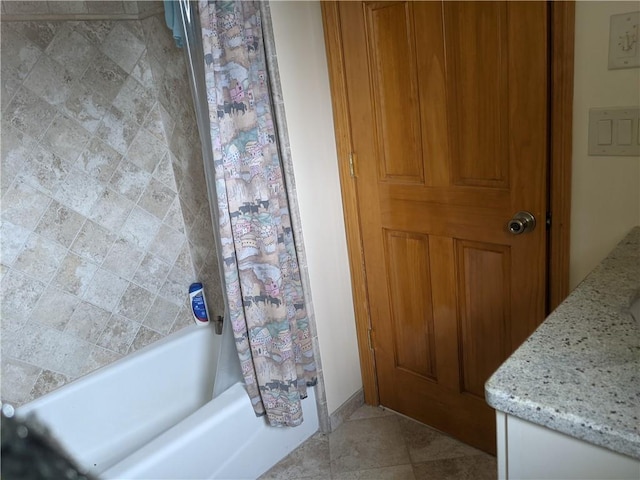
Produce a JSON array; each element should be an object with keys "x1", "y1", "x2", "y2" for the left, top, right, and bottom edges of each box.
[{"x1": 0, "y1": 7, "x2": 224, "y2": 406}]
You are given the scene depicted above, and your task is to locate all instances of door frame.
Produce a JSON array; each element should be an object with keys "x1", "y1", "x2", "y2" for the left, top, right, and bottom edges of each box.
[{"x1": 321, "y1": 0, "x2": 575, "y2": 405}]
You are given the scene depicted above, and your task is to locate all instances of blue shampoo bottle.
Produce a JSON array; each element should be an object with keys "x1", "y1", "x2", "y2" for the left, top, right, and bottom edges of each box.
[{"x1": 189, "y1": 283, "x2": 210, "y2": 326}]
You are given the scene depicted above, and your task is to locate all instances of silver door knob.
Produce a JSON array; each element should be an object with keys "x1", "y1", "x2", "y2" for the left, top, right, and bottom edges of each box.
[{"x1": 507, "y1": 211, "x2": 536, "y2": 235}]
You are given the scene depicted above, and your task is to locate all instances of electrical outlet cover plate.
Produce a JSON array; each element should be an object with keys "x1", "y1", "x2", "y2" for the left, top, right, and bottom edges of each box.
[{"x1": 608, "y1": 11, "x2": 640, "y2": 69}]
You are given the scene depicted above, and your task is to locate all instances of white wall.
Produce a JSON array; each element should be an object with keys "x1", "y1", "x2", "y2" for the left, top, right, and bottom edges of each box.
[
  {"x1": 571, "y1": 1, "x2": 640, "y2": 289},
  {"x1": 269, "y1": 1, "x2": 362, "y2": 415}
]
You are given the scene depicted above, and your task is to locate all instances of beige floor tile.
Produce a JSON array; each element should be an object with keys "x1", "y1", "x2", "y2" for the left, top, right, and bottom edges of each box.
[
  {"x1": 347, "y1": 404, "x2": 396, "y2": 422},
  {"x1": 330, "y1": 415, "x2": 410, "y2": 474},
  {"x1": 412, "y1": 454, "x2": 497, "y2": 480},
  {"x1": 333, "y1": 463, "x2": 416, "y2": 480},
  {"x1": 259, "y1": 432, "x2": 331, "y2": 480},
  {"x1": 398, "y1": 417, "x2": 486, "y2": 464}
]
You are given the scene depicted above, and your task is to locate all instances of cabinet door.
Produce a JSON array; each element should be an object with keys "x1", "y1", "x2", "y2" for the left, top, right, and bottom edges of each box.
[{"x1": 497, "y1": 413, "x2": 640, "y2": 480}]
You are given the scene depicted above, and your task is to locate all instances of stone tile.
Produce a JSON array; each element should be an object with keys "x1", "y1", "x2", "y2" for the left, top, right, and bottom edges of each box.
[
  {"x1": 129, "y1": 325, "x2": 163, "y2": 353},
  {"x1": 170, "y1": 151, "x2": 186, "y2": 192},
  {"x1": 259, "y1": 432, "x2": 331, "y2": 480},
  {"x1": 125, "y1": 20, "x2": 146, "y2": 42},
  {"x1": 82, "y1": 268, "x2": 128, "y2": 312},
  {"x1": 31, "y1": 286, "x2": 80, "y2": 331},
  {"x1": 0, "y1": 220, "x2": 31, "y2": 266},
  {"x1": 8, "y1": 21, "x2": 60, "y2": 51},
  {"x1": 81, "y1": 52, "x2": 127, "y2": 103},
  {"x1": 1, "y1": 307, "x2": 25, "y2": 334},
  {"x1": 1, "y1": 122, "x2": 38, "y2": 197},
  {"x1": 113, "y1": 77, "x2": 155, "y2": 127},
  {"x1": 88, "y1": 187, "x2": 135, "y2": 232},
  {"x1": 12, "y1": 233, "x2": 67, "y2": 283},
  {"x1": 18, "y1": 143, "x2": 70, "y2": 196},
  {"x1": 76, "y1": 137, "x2": 122, "y2": 182},
  {"x1": 412, "y1": 455, "x2": 497, "y2": 480},
  {"x1": 157, "y1": 102, "x2": 175, "y2": 140},
  {"x1": 70, "y1": 220, "x2": 116, "y2": 264},
  {"x1": 42, "y1": 113, "x2": 92, "y2": 164},
  {"x1": 1, "y1": 178, "x2": 52, "y2": 231},
  {"x1": 3, "y1": 1, "x2": 50, "y2": 15},
  {"x1": 1, "y1": 263, "x2": 10, "y2": 282},
  {"x1": 109, "y1": 159, "x2": 152, "y2": 202},
  {"x1": 35, "y1": 200, "x2": 86, "y2": 248},
  {"x1": 1, "y1": 357, "x2": 41, "y2": 405},
  {"x1": 174, "y1": 242, "x2": 194, "y2": 274},
  {"x1": 2, "y1": 322, "x2": 93, "y2": 378},
  {"x1": 70, "y1": 20, "x2": 115, "y2": 46},
  {"x1": 23, "y1": 54, "x2": 74, "y2": 106},
  {"x1": 0, "y1": 268, "x2": 47, "y2": 318},
  {"x1": 143, "y1": 295, "x2": 179, "y2": 334},
  {"x1": 158, "y1": 263, "x2": 192, "y2": 307},
  {"x1": 61, "y1": 80, "x2": 111, "y2": 134},
  {"x1": 170, "y1": 306, "x2": 192, "y2": 333},
  {"x1": 65, "y1": 301, "x2": 111, "y2": 343},
  {"x1": 180, "y1": 175, "x2": 208, "y2": 220},
  {"x1": 0, "y1": 24, "x2": 43, "y2": 93},
  {"x1": 87, "y1": 1, "x2": 125, "y2": 16},
  {"x1": 152, "y1": 151, "x2": 177, "y2": 190},
  {"x1": 83, "y1": 345, "x2": 122, "y2": 375},
  {"x1": 187, "y1": 237, "x2": 208, "y2": 272},
  {"x1": 102, "y1": 237, "x2": 145, "y2": 280},
  {"x1": 123, "y1": 2, "x2": 140, "y2": 16},
  {"x1": 139, "y1": 179, "x2": 176, "y2": 220},
  {"x1": 398, "y1": 417, "x2": 485, "y2": 464},
  {"x1": 329, "y1": 415, "x2": 410, "y2": 474},
  {"x1": 334, "y1": 464, "x2": 416, "y2": 480},
  {"x1": 29, "y1": 370, "x2": 70, "y2": 400},
  {"x1": 133, "y1": 253, "x2": 171, "y2": 293},
  {"x1": 120, "y1": 206, "x2": 161, "y2": 250},
  {"x1": 115, "y1": 283, "x2": 154, "y2": 322},
  {"x1": 96, "y1": 106, "x2": 140, "y2": 154},
  {"x1": 54, "y1": 167, "x2": 105, "y2": 217},
  {"x1": 48, "y1": 1, "x2": 89, "y2": 15},
  {"x1": 1, "y1": 73, "x2": 20, "y2": 116},
  {"x1": 133, "y1": 52, "x2": 157, "y2": 96},
  {"x1": 96, "y1": 314, "x2": 140, "y2": 354},
  {"x1": 148, "y1": 223, "x2": 185, "y2": 265},
  {"x1": 52, "y1": 252, "x2": 99, "y2": 297},
  {"x1": 100, "y1": 21, "x2": 145, "y2": 73},
  {"x1": 45, "y1": 24, "x2": 97, "y2": 79},
  {"x1": 163, "y1": 197, "x2": 186, "y2": 233},
  {"x1": 127, "y1": 128, "x2": 167, "y2": 173},
  {"x1": 2, "y1": 86, "x2": 57, "y2": 140},
  {"x1": 349, "y1": 404, "x2": 399, "y2": 422}
]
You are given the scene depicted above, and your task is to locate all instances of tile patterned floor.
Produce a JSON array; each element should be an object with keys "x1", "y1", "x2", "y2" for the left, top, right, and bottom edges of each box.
[{"x1": 259, "y1": 405, "x2": 497, "y2": 480}]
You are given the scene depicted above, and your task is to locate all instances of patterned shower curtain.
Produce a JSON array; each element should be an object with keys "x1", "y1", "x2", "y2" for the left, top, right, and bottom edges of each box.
[{"x1": 198, "y1": 0, "x2": 316, "y2": 427}]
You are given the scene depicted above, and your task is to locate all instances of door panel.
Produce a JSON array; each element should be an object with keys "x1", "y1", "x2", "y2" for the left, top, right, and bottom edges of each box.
[
  {"x1": 365, "y1": 2, "x2": 424, "y2": 183},
  {"x1": 445, "y1": 2, "x2": 509, "y2": 187},
  {"x1": 337, "y1": 0, "x2": 548, "y2": 453},
  {"x1": 385, "y1": 230, "x2": 436, "y2": 380},
  {"x1": 456, "y1": 240, "x2": 511, "y2": 399}
]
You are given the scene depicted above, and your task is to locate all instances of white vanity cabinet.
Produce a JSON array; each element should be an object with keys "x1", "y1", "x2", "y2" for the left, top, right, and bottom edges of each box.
[{"x1": 496, "y1": 412, "x2": 640, "y2": 480}]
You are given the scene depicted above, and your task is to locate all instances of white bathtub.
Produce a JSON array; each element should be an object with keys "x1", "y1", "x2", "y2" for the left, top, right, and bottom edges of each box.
[{"x1": 17, "y1": 324, "x2": 319, "y2": 479}]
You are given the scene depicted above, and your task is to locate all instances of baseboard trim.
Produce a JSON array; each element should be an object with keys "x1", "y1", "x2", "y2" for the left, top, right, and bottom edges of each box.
[{"x1": 329, "y1": 388, "x2": 364, "y2": 432}]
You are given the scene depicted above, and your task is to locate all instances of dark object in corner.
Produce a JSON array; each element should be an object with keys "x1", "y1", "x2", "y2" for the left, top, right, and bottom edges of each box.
[{"x1": 1, "y1": 404, "x2": 96, "y2": 480}]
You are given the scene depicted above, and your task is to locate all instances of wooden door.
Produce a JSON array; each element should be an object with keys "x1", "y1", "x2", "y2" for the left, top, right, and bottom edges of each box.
[{"x1": 336, "y1": 1, "x2": 549, "y2": 453}]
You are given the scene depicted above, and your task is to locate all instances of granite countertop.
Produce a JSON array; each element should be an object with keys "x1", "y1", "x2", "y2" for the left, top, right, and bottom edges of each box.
[{"x1": 486, "y1": 226, "x2": 640, "y2": 460}]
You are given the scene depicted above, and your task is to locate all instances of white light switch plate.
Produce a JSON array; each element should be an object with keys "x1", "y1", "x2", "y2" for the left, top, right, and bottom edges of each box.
[
  {"x1": 588, "y1": 107, "x2": 640, "y2": 156},
  {"x1": 608, "y1": 11, "x2": 639, "y2": 69}
]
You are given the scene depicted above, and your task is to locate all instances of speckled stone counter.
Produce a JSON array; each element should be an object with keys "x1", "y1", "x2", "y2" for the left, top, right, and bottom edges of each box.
[{"x1": 486, "y1": 227, "x2": 640, "y2": 460}]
